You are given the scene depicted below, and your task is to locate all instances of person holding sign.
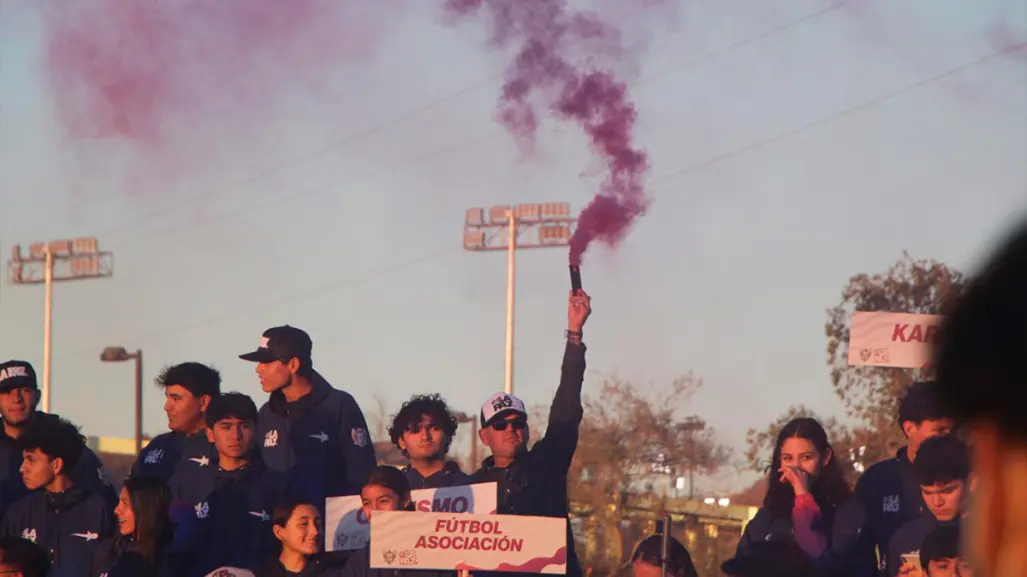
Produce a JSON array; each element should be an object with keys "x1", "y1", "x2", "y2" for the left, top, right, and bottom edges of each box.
[
  {"x1": 340, "y1": 466, "x2": 449, "y2": 577},
  {"x1": 388, "y1": 394, "x2": 472, "y2": 490},
  {"x1": 471, "y1": 289, "x2": 590, "y2": 577}
]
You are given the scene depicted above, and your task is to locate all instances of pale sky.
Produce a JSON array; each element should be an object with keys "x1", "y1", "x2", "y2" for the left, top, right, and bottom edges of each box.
[{"x1": 1, "y1": 0, "x2": 1024, "y2": 493}]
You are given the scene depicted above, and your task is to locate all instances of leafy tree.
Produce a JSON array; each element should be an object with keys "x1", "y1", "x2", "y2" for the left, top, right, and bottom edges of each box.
[{"x1": 746, "y1": 253, "x2": 966, "y2": 474}]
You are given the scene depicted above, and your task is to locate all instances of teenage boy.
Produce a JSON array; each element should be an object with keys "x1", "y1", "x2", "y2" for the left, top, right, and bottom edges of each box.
[
  {"x1": 388, "y1": 393, "x2": 471, "y2": 489},
  {"x1": 855, "y1": 381, "x2": 955, "y2": 575},
  {"x1": 918, "y1": 524, "x2": 963, "y2": 577},
  {"x1": 0, "y1": 415, "x2": 113, "y2": 577},
  {"x1": 887, "y1": 434, "x2": 969, "y2": 577},
  {"x1": 168, "y1": 392, "x2": 286, "y2": 576}
]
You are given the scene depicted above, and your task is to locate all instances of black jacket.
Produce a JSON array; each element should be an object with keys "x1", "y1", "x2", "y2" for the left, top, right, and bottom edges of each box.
[
  {"x1": 255, "y1": 372, "x2": 376, "y2": 509},
  {"x1": 258, "y1": 557, "x2": 345, "y2": 577},
  {"x1": 0, "y1": 416, "x2": 114, "y2": 514},
  {"x1": 736, "y1": 497, "x2": 871, "y2": 576},
  {"x1": 167, "y1": 461, "x2": 287, "y2": 576},
  {"x1": 91, "y1": 537, "x2": 172, "y2": 577},
  {"x1": 130, "y1": 430, "x2": 217, "y2": 509},
  {"x1": 471, "y1": 341, "x2": 586, "y2": 577},
  {"x1": 403, "y1": 462, "x2": 472, "y2": 491},
  {"x1": 1, "y1": 486, "x2": 115, "y2": 577},
  {"x1": 340, "y1": 545, "x2": 450, "y2": 577},
  {"x1": 853, "y1": 446, "x2": 926, "y2": 576}
]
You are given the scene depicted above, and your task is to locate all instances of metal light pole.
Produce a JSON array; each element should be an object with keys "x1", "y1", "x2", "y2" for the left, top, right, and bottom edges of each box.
[
  {"x1": 100, "y1": 347, "x2": 144, "y2": 455},
  {"x1": 7, "y1": 238, "x2": 114, "y2": 413},
  {"x1": 454, "y1": 411, "x2": 479, "y2": 468},
  {"x1": 462, "y1": 203, "x2": 576, "y2": 395}
]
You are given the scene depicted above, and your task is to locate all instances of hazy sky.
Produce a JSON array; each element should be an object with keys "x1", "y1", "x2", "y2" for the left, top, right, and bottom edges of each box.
[{"x1": 1, "y1": 0, "x2": 1024, "y2": 492}]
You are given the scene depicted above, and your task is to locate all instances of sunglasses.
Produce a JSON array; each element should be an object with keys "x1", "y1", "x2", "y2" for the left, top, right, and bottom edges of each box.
[{"x1": 491, "y1": 419, "x2": 527, "y2": 431}]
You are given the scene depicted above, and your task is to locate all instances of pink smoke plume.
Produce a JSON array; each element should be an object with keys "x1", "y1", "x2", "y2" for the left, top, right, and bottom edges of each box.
[
  {"x1": 443, "y1": 0, "x2": 653, "y2": 266},
  {"x1": 40, "y1": 1, "x2": 386, "y2": 151}
]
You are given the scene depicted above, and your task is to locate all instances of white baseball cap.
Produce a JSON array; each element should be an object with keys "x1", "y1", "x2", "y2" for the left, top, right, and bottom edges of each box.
[{"x1": 480, "y1": 392, "x2": 528, "y2": 426}]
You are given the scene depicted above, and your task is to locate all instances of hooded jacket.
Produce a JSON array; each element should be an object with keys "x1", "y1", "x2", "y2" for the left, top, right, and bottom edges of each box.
[
  {"x1": 403, "y1": 462, "x2": 472, "y2": 491},
  {"x1": 1, "y1": 486, "x2": 115, "y2": 577},
  {"x1": 130, "y1": 429, "x2": 217, "y2": 504},
  {"x1": 853, "y1": 446, "x2": 926, "y2": 576},
  {"x1": 167, "y1": 461, "x2": 288, "y2": 576},
  {"x1": 471, "y1": 341, "x2": 586, "y2": 577},
  {"x1": 255, "y1": 372, "x2": 376, "y2": 508}
]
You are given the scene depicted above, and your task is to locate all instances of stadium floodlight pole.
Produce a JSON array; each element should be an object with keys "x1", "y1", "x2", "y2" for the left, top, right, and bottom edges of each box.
[
  {"x1": 6, "y1": 238, "x2": 114, "y2": 413},
  {"x1": 463, "y1": 203, "x2": 576, "y2": 395},
  {"x1": 100, "y1": 347, "x2": 143, "y2": 455}
]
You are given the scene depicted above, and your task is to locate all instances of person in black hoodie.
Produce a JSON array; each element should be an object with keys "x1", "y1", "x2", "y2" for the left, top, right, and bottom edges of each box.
[
  {"x1": 130, "y1": 362, "x2": 220, "y2": 518},
  {"x1": 854, "y1": 381, "x2": 954, "y2": 576},
  {"x1": 887, "y1": 434, "x2": 969, "y2": 577},
  {"x1": 0, "y1": 360, "x2": 113, "y2": 513},
  {"x1": 736, "y1": 417, "x2": 871, "y2": 576},
  {"x1": 340, "y1": 465, "x2": 448, "y2": 577},
  {"x1": 471, "y1": 289, "x2": 590, "y2": 577},
  {"x1": 387, "y1": 394, "x2": 471, "y2": 490},
  {"x1": 240, "y1": 326, "x2": 376, "y2": 510},
  {"x1": 168, "y1": 392, "x2": 287, "y2": 576},
  {"x1": 0, "y1": 414, "x2": 114, "y2": 577},
  {"x1": 259, "y1": 497, "x2": 341, "y2": 577},
  {"x1": 91, "y1": 475, "x2": 173, "y2": 577}
]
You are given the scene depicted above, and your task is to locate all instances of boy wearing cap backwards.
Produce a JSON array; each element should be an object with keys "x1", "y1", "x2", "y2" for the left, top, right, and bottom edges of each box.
[
  {"x1": 854, "y1": 381, "x2": 955, "y2": 576},
  {"x1": 472, "y1": 290, "x2": 591, "y2": 577},
  {"x1": 240, "y1": 325, "x2": 376, "y2": 509},
  {"x1": 388, "y1": 393, "x2": 472, "y2": 489},
  {"x1": 0, "y1": 414, "x2": 114, "y2": 577},
  {"x1": 888, "y1": 434, "x2": 970, "y2": 577},
  {"x1": 0, "y1": 360, "x2": 112, "y2": 512},
  {"x1": 130, "y1": 362, "x2": 220, "y2": 505}
]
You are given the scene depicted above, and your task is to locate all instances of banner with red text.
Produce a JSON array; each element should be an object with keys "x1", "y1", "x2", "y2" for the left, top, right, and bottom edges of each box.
[
  {"x1": 848, "y1": 311, "x2": 942, "y2": 368},
  {"x1": 370, "y1": 512, "x2": 567, "y2": 574},
  {"x1": 325, "y1": 482, "x2": 498, "y2": 552}
]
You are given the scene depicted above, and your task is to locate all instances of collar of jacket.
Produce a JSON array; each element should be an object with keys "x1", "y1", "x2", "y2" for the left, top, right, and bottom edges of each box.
[
  {"x1": 268, "y1": 371, "x2": 333, "y2": 416},
  {"x1": 407, "y1": 460, "x2": 462, "y2": 480},
  {"x1": 45, "y1": 485, "x2": 89, "y2": 509},
  {"x1": 215, "y1": 459, "x2": 265, "y2": 482}
]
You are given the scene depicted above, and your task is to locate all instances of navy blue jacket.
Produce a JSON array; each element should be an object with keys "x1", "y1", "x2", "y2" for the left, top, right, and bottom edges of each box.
[
  {"x1": 255, "y1": 372, "x2": 376, "y2": 508},
  {"x1": 737, "y1": 497, "x2": 871, "y2": 576},
  {"x1": 471, "y1": 341, "x2": 586, "y2": 577},
  {"x1": 258, "y1": 557, "x2": 345, "y2": 576},
  {"x1": 403, "y1": 461, "x2": 472, "y2": 490},
  {"x1": 167, "y1": 461, "x2": 287, "y2": 576},
  {"x1": 1, "y1": 486, "x2": 115, "y2": 577},
  {"x1": 91, "y1": 537, "x2": 172, "y2": 577},
  {"x1": 130, "y1": 430, "x2": 217, "y2": 509},
  {"x1": 0, "y1": 417, "x2": 115, "y2": 514},
  {"x1": 854, "y1": 446, "x2": 926, "y2": 576}
]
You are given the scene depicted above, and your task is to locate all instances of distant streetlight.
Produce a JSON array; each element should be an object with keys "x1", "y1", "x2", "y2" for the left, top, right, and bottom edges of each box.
[
  {"x1": 463, "y1": 203, "x2": 576, "y2": 394},
  {"x1": 100, "y1": 347, "x2": 143, "y2": 455},
  {"x1": 453, "y1": 411, "x2": 479, "y2": 468}
]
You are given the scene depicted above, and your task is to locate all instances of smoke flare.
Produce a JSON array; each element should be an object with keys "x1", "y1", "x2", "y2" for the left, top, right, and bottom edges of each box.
[{"x1": 443, "y1": 0, "x2": 652, "y2": 265}]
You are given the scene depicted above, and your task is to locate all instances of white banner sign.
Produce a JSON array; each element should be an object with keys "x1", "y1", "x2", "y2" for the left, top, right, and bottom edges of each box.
[
  {"x1": 370, "y1": 512, "x2": 567, "y2": 574},
  {"x1": 325, "y1": 482, "x2": 498, "y2": 552},
  {"x1": 848, "y1": 311, "x2": 942, "y2": 368}
]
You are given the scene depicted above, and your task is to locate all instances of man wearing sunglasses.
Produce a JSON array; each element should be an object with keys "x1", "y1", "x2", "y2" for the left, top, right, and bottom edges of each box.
[{"x1": 473, "y1": 289, "x2": 591, "y2": 577}]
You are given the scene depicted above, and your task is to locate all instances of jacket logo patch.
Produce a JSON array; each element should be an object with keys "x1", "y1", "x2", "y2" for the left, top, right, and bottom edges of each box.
[
  {"x1": 248, "y1": 510, "x2": 270, "y2": 521},
  {"x1": 195, "y1": 501, "x2": 210, "y2": 519},
  {"x1": 143, "y1": 449, "x2": 163, "y2": 465},
  {"x1": 188, "y1": 455, "x2": 210, "y2": 467},
  {"x1": 351, "y1": 427, "x2": 368, "y2": 448},
  {"x1": 21, "y1": 528, "x2": 36, "y2": 543},
  {"x1": 264, "y1": 429, "x2": 279, "y2": 448},
  {"x1": 309, "y1": 431, "x2": 329, "y2": 443},
  {"x1": 72, "y1": 531, "x2": 99, "y2": 541},
  {"x1": 883, "y1": 494, "x2": 900, "y2": 513}
]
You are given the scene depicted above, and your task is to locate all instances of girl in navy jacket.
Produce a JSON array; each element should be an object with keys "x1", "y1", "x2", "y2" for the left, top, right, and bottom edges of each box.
[
  {"x1": 736, "y1": 417, "x2": 873, "y2": 576},
  {"x1": 258, "y1": 498, "x2": 341, "y2": 577},
  {"x1": 91, "y1": 476, "x2": 173, "y2": 577}
]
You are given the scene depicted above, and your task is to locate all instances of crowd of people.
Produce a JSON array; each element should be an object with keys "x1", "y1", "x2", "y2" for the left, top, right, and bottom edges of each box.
[{"x1": 0, "y1": 217, "x2": 1026, "y2": 577}]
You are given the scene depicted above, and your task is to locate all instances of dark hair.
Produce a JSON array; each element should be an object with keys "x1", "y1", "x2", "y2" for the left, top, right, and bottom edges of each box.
[
  {"x1": 630, "y1": 535, "x2": 698, "y2": 577},
  {"x1": 297, "y1": 359, "x2": 314, "y2": 380},
  {"x1": 155, "y1": 362, "x2": 221, "y2": 399},
  {"x1": 721, "y1": 539, "x2": 816, "y2": 577},
  {"x1": 270, "y1": 497, "x2": 321, "y2": 558},
  {"x1": 363, "y1": 465, "x2": 412, "y2": 504},
  {"x1": 204, "y1": 392, "x2": 258, "y2": 428},
  {"x1": 898, "y1": 381, "x2": 951, "y2": 430},
  {"x1": 919, "y1": 523, "x2": 961, "y2": 569},
  {"x1": 0, "y1": 536, "x2": 49, "y2": 577},
  {"x1": 935, "y1": 219, "x2": 1027, "y2": 440},
  {"x1": 18, "y1": 414, "x2": 86, "y2": 474},
  {"x1": 763, "y1": 417, "x2": 852, "y2": 518},
  {"x1": 388, "y1": 394, "x2": 459, "y2": 455},
  {"x1": 118, "y1": 476, "x2": 172, "y2": 566},
  {"x1": 913, "y1": 434, "x2": 970, "y2": 486}
]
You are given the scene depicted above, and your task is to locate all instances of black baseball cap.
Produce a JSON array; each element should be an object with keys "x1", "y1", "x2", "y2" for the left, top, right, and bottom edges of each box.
[
  {"x1": 0, "y1": 361, "x2": 37, "y2": 392},
  {"x1": 238, "y1": 326, "x2": 312, "y2": 364}
]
